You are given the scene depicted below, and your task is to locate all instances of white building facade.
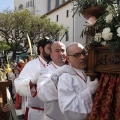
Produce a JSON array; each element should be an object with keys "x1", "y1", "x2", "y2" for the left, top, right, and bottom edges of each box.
[
  {"x1": 14, "y1": 0, "x2": 67, "y2": 15},
  {"x1": 14, "y1": 0, "x2": 86, "y2": 46},
  {"x1": 46, "y1": 1, "x2": 86, "y2": 46}
]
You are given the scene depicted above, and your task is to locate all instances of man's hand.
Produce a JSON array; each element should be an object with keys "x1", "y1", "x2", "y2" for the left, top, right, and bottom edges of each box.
[
  {"x1": 2, "y1": 103, "x2": 11, "y2": 112},
  {"x1": 87, "y1": 76, "x2": 99, "y2": 95},
  {"x1": 52, "y1": 65, "x2": 75, "y2": 76},
  {"x1": 51, "y1": 65, "x2": 76, "y2": 86}
]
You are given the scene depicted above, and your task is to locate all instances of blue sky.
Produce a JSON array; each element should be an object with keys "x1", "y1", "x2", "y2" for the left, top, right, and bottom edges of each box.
[{"x1": 0, "y1": 0, "x2": 14, "y2": 12}]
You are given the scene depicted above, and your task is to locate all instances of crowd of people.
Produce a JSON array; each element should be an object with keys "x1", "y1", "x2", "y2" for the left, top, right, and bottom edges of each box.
[
  {"x1": 0, "y1": 58, "x2": 25, "y2": 120},
  {"x1": 0, "y1": 38, "x2": 99, "y2": 120}
]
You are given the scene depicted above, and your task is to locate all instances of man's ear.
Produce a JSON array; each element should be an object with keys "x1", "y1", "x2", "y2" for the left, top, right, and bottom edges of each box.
[
  {"x1": 39, "y1": 46, "x2": 43, "y2": 53},
  {"x1": 66, "y1": 56, "x2": 70, "y2": 64}
]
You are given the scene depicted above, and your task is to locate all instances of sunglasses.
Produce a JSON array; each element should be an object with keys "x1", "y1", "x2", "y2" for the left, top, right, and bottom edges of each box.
[{"x1": 68, "y1": 50, "x2": 88, "y2": 58}]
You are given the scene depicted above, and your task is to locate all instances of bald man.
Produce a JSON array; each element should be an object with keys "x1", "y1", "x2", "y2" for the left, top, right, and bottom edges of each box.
[
  {"x1": 37, "y1": 41, "x2": 67, "y2": 120},
  {"x1": 57, "y1": 42, "x2": 99, "y2": 120}
]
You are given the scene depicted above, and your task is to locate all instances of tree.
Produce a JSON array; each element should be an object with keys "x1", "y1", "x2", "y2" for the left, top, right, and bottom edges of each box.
[
  {"x1": 0, "y1": 10, "x2": 66, "y2": 60},
  {"x1": 0, "y1": 41, "x2": 10, "y2": 51}
]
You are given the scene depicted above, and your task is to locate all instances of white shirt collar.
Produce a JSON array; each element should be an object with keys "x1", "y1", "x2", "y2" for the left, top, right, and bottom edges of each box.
[
  {"x1": 38, "y1": 56, "x2": 48, "y2": 67},
  {"x1": 51, "y1": 61, "x2": 60, "y2": 69},
  {"x1": 73, "y1": 67, "x2": 84, "y2": 73}
]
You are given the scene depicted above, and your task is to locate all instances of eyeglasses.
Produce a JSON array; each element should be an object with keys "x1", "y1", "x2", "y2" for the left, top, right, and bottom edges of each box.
[{"x1": 68, "y1": 50, "x2": 88, "y2": 58}]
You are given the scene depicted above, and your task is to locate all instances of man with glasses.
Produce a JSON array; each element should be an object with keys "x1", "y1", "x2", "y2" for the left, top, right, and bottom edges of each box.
[{"x1": 56, "y1": 42, "x2": 99, "y2": 120}]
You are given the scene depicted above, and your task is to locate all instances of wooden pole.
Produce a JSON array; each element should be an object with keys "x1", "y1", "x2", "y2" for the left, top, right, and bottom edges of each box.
[{"x1": 0, "y1": 80, "x2": 12, "y2": 120}]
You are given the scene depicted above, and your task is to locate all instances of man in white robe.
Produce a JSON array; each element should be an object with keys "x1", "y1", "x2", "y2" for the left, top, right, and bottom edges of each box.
[
  {"x1": 14, "y1": 38, "x2": 53, "y2": 120},
  {"x1": 57, "y1": 42, "x2": 99, "y2": 120},
  {"x1": 37, "y1": 41, "x2": 67, "y2": 120}
]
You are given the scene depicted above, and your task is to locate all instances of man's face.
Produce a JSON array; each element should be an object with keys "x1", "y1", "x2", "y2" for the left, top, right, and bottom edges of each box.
[
  {"x1": 14, "y1": 69, "x2": 20, "y2": 74},
  {"x1": 67, "y1": 44, "x2": 88, "y2": 70},
  {"x1": 42, "y1": 44, "x2": 52, "y2": 61},
  {"x1": 50, "y1": 42, "x2": 66, "y2": 66}
]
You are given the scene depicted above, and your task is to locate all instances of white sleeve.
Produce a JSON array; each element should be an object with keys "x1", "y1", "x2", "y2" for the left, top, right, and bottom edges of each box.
[
  {"x1": 37, "y1": 74, "x2": 58, "y2": 102},
  {"x1": 58, "y1": 74, "x2": 93, "y2": 120},
  {"x1": 14, "y1": 64, "x2": 33, "y2": 97}
]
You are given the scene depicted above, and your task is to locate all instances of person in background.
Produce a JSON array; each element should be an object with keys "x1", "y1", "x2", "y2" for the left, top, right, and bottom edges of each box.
[
  {"x1": 17, "y1": 59, "x2": 25, "y2": 71},
  {"x1": 0, "y1": 92, "x2": 18, "y2": 120},
  {"x1": 14, "y1": 38, "x2": 53, "y2": 120},
  {"x1": 13, "y1": 62, "x2": 18, "y2": 68},
  {"x1": 0, "y1": 68, "x2": 6, "y2": 81},
  {"x1": 9, "y1": 67, "x2": 21, "y2": 103},
  {"x1": 37, "y1": 41, "x2": 67, "y2": 120},
  {"x1": 0, "y1": 68, "x2": 18, "y2": 120},
  {"x1": 56, "y1": 42, "x2": 99, "y2": 120}
]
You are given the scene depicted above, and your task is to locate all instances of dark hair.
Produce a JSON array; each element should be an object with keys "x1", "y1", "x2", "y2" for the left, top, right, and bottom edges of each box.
[
  {"x1": 14, "y1": 67, "x2": 20, "y2": 73},
  {"x1": 37, "y1": 38, "x2": 53, "y2": 55}
]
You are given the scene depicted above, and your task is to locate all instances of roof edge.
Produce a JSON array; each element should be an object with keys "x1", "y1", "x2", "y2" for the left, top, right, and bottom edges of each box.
[{"x1": 45, "y1": 0, "x2": 72, "y2": 15}]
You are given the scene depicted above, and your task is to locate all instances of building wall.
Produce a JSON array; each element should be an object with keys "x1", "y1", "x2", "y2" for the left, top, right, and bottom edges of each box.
[
  {"x1": 74, "y1": 13, "x2": 86, "y2": 46},
  {"x1": 47, "y1": 1, "x2": 86, "y2": 47},
  {"x1": 14, "y1": 0, "x2": 67, "y2": 15},
  {"x1": 51, "y1": 0, "x2": 56, "y2": 11},
  {"x1": 14, "y1": 0, "x2": 34, "y2": 13},
  {"x1": 48, "y1": 0, "x2": 69, "y2": 12},
  {"x1": 34, "y1": 0, "x2": 48, "y2": 15},
  {"x1": 14, "y1": 0, "x2": 48, "y2": 15},
  {"x1": 14, "y1": 0, "x2": 25, "y2": 11},
  {"x1": 14, "y1": 0, "x2": 86, "y2": 46}
]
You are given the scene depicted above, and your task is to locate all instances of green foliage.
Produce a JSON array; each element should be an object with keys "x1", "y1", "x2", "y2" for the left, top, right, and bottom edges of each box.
[
  {"x1": 73, "y1": 0, "x2": 117, "y2": 14},
  {"x1": 73, "y1": 0, "x2": 98, "y2": 14},
  {"x1": 0, "y1": 41, "x2": 10, "y2": 51},
  {"x1": 73, "y1": 0, "x2": 120, "y2": 51},
  {"x1": 0, "y1": 10, "x2": 66, "y2": 60}
]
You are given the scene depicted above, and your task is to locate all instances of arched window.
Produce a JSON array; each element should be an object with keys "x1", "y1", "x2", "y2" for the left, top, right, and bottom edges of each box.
[{"x1": 19, "y1": 4, "x2": 23, "y2": 10}]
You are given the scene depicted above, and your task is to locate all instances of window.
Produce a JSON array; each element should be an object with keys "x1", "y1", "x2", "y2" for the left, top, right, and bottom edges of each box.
[
  {"x1": 26, "y1": 2, "x2": 28, "y2": 8},
  {"x1": 56, "y1": 34, "x2": 59, "y2": 41},
  {"x1": 48, "y1": 0, "x2": 51, "y2": 11},
  {"x1": 66, "y1": 10, "x2": 69, "y2": 17},
  {"x1": 26, "y1": 0, "x2": 33, "y2": 8},
  {"x1": 56, "y1": 15, "x2": 59, "y2": 22},
  {"x1": 33, "y1": 0, "x2": 34, "y2": 7},
  {"x1": 15, "y1": 7, "x2": 17, "y2": 11},
  {"x1": 63, "y1": 0, "x2": 68, "y2": 2},
  {"x1": 19, "y1": 4, "x2": 23, "y2": 10},
  {"x1": 63, "y1": 0, "x2": 66, "y2": 3},
  {"x1": 56, "y1": 0, "x2": 59, "y2": 7},
  {"x1": 65, "y1": 31, "x2": 69, "y2": 41}
]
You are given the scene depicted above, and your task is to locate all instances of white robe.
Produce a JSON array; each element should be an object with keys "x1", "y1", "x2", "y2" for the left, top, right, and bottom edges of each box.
[
  {"x1": 14, "y1": 56, "x2": 48, "y2": 120},
  {"x1": 37, "y1": 62, "x2": 65, "y2": 120},
  {"x1": 58, "y1": 67, "x2": 93, "y2": 120}
]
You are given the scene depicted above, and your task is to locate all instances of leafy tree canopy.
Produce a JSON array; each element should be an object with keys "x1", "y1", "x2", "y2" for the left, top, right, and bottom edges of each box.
[
  {"x1": 0, "y1": 41, "x2": 10, "y2": 51},
  {"x1": 0, "y1": 10, "x2": 66, "y2": 60}
]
